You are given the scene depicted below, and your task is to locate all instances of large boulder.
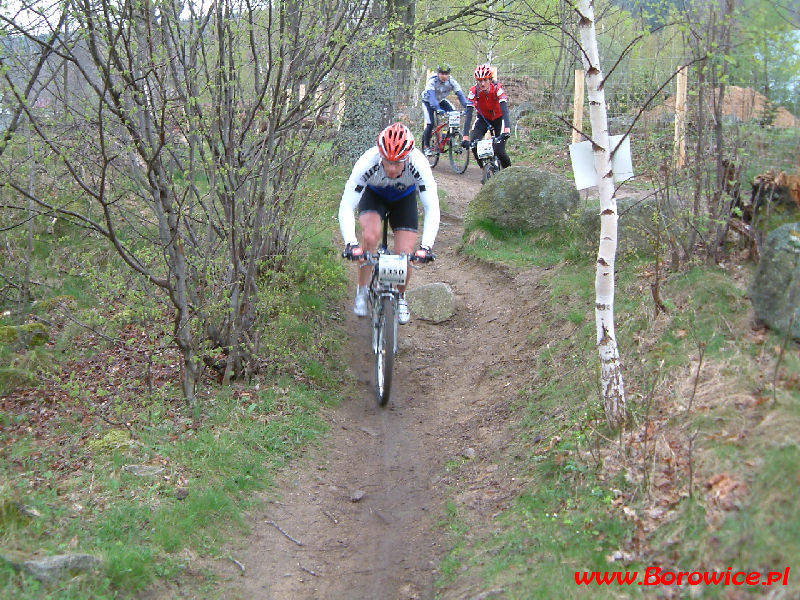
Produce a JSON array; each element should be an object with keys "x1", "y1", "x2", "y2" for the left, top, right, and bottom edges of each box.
[
  {"x1": 0, "y1": 322, "x2": 48, "y2": 347},
  {"x1": 577, "y1": 195, "x2": 659, "y2": 255},
  {"x1": 748, "y1": 222, "x2": 800, "y2": 340},
  {"x1": 406, "y1": 283, "x2": 455, "y2": 323},
  {"x1": 464, "y1": 167, "x2": 580, "y2": 234}
]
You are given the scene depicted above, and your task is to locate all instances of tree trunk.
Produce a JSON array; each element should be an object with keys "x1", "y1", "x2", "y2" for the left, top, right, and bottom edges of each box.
[
  {"x1": 2, "y1": 0, "x2": 373, "y2": 404},
  {"x1": 688, "y1": 59, "x2": 706, "y2": 257},
  {"x1": 576, "y1": 0, "x2": 626, "y2": 428},
  {"x1": 710, "y1": 0, "x2": 737, "y2": 263},
  {"x1": 388, "y1": 0, "x2": 416, "y2": 99},
  {"x1": 23, "y1": 129, "x2": 35, "y2": 313}
]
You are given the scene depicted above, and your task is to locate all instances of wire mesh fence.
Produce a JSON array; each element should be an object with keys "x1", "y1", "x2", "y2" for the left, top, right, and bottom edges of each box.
[
  {"x1": 317, "y1": 55, "x2": 799, "y2": 188},
  {"x1": 384, "y1": 60, "x2": 799, "y2": 183}
]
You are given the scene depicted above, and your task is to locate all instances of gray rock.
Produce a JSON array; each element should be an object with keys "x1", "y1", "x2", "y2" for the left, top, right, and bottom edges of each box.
[
  {"x1": 2, "y1": 553, "x2": 104, "y2": 584},
  {"x1": 749, "y1": 223, "x2": 800, "y2": 340},
  {"x1": 0, "y1": 549, "x2": 30, "y2": 570},
  {"x1": 462, "y1": 448, "x2": 477, "y2": 460},
  {"x1": 406, "y1": 283, "x2": 455, "y2": 323},
  {"x1": 464, "y1": 166, "x2": 580, "y2": 234},
  {"x1": 123, "y1": 464, "x2": 164, "y2": 476}
]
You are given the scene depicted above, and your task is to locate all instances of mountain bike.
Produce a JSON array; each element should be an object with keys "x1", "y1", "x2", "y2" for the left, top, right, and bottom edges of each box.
[
  {"x1": 472, "y1": 132, "x2": 511, "y2": 184},
  {"x1": 343, "y1": 216, "x2": 434, "y2": 406},
  {"x1": 426, "y1": 110, "x2": 469, "y2": 174}
]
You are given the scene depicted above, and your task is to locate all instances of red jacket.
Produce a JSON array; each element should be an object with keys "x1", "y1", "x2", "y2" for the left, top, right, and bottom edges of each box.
[{"x1": 467, "y1": 81, "x2": 509, "y2": 121}]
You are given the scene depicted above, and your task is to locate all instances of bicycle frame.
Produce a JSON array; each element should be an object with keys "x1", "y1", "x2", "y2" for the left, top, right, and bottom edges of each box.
[
  {"x1": 366, "y1": 257, "x2": 402, "y2": 355},
  {"x1": 472, "y1": 132, "x2": 510, "y2": 184},
  {"x1": 359, "y1": 214, "x2": 406, "y2": 405},
  {"x1": 427, "y1": 111, "x2": 469, "y2": 174},
  {"x1": 348, "y1": 212, "x2": 429, "y2": 405},
  {"x1": 432, "y1": 110, "x2": 463, "y2": 153}
]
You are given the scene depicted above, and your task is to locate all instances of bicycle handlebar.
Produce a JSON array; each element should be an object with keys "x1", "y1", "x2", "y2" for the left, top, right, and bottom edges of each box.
[
  {"x1": 342, "y1": 249, "x2": 435, "y2": 264},
  {"x1": 363, "y1": 251, "x2": 434, "y2": 264},
  {"x1": 470, "y1": 132, "x2": 510, "y2": 148}
]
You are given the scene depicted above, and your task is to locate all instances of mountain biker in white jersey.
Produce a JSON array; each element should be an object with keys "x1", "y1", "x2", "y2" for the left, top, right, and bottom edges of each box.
[
  {"x1": 421, "y1": 64, "x2": 469, "y2": 155},
  {"x1": 339, "y1": 122, "x2": 439, "y2": 324}
]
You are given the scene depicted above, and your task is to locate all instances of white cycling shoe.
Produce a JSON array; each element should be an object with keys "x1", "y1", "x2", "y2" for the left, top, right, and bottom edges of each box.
[
  {"x1": 397, "y1": 296, "x2": 410, "y2": 325},
  {"x1": 353, "y1": 287, "x2": 369, "y2": 317}
]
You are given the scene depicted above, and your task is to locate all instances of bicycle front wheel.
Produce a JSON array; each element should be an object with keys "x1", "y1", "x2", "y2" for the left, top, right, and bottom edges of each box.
[
  {"x1": 448, "y1": 131, "x2": 469, "y2": 174},
  {"x1": 482, "y1": 160, "x2": 499, "y2": 184},
  {"x1": 374, "y1": 295, "x2": 396, "y2": 406}
]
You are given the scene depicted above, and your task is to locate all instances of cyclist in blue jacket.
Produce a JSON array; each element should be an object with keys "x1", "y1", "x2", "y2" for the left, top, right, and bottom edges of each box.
[{"x1": 421, "y1": 64, "x2": 468, "y2": 155}]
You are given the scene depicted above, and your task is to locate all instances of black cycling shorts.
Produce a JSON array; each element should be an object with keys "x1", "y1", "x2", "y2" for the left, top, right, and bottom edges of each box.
[{"x1": 358, "y1": 187, "x2": 419, "y2": 233}]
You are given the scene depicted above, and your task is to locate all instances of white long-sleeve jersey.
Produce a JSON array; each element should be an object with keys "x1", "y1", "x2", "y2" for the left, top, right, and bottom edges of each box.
[{"x1": 338, "y1": 146, "x2": 440, "y2": 249}]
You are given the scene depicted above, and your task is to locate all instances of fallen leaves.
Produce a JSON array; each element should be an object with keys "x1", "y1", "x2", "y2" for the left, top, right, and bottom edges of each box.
[
  {"x1": 705, "y1": 473, "x2": 748, "y2": 512},
  {"x1": 704, "y1": 472, "x2": 749, "y2": 529}
]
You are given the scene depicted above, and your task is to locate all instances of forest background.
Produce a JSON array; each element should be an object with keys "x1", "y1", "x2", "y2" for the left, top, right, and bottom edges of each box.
[{"x1": 1, "y1": 0, "x2": 799, "y2": 598}]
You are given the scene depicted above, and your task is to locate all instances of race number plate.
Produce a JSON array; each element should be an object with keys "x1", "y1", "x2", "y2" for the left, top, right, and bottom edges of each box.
[
  {"x1": 476, "y1": 139, "x2": 494, "y2": 159},
  {"x1": 377, "y1": 254, "x2": 407, "y2": 286},
  {"x1": 448, "y1": 111, "x2": 461, "y2": 128}
]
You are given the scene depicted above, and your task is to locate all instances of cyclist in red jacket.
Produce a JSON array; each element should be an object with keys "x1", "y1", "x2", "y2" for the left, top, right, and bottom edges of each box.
[{"x1": 461, "y1": 64, "x2": 512, "y2": 170}]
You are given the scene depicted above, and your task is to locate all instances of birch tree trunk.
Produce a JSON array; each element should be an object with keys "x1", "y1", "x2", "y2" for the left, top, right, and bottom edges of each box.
[{"x1": 576, "y1": 0, "x2": 626, "y2": 428}]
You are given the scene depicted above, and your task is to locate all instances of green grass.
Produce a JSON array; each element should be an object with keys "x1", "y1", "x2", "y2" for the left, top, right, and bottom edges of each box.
[
  {"x1": 462, "y1": 220, "x2": 589, "y2": 269},
  {"x1": 440, "y1": 214, "x2": 800, "y2": 598},
  {"x1": 4, "y1": 148, "x2": 799, "y2": 599},
  {"x1": 0, "y1": 165, "x2": 353, "y2": 599},
  {"x1": 436, "y1": 450, "x2": 639, "y2": 599},
  {"x1": 0, "y1": 378, "x2": 336, "y2": 599},
  {"x1": 436, "y1": 501, "x2": 471, "y2": 586}
]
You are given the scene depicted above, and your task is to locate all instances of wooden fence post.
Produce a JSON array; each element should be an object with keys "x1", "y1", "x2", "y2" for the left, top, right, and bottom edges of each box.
[
  {"x1": 673, "y1": 66, "x2": 688, "y2": 168},
  {"x1": 572, "y1": 70, "x2": 585, "y2": 144}
]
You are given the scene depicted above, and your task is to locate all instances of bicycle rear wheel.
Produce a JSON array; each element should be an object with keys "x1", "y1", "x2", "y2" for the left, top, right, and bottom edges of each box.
[
  {"x1": 448, "y1": 131, "x2": 469, "y2": 174},
  {"x1": 374, "y1": 295, "x2": 395, "y2": 406}
]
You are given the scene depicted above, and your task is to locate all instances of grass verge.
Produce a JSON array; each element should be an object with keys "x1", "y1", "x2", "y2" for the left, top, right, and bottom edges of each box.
[
  {"x1": 435, "y1": 216, "x2": 800, "y2": 598},
  {"x1": 0, "y1": 165, "x2": 352, "y2": 599}
]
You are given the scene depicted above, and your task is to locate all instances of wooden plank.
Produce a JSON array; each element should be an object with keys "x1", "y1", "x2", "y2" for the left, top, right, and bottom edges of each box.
[{"x1": 673, "y1": 66, "x2": 688, "y2": 168}]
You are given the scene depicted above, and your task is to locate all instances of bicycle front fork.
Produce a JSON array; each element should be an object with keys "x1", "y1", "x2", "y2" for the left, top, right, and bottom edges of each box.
[{"x1": 370, "y1": 292, "x2": 398, "y2": 356}]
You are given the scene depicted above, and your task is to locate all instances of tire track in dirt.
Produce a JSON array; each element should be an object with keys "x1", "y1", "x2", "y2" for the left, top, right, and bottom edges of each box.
[{"x1": 214, "y1": 162, "x2": 549, "y2": 600}]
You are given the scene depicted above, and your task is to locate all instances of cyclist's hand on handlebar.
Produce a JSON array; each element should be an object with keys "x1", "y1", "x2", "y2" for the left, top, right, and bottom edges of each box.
[
  {"x1": 413, "y1": 245, "x2": 435, "y2": 263},
  {"x1": 436, "y1": 109, "x2": 445, "y2": 116},
  {"x1": 461, "y1": 140, "x2": 471, "y2": 149},
  {"x1": 342, "y1": 243, "x2": 364, "y2": 260}
]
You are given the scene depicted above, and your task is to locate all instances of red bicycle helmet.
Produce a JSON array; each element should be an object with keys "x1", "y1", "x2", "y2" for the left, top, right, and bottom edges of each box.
[
  {"x1": 377, "y1": 123, "x2": 415, "y2": 161},
  {"x1": 474, "y1": 64, "x2": 493, "y2": 80}
]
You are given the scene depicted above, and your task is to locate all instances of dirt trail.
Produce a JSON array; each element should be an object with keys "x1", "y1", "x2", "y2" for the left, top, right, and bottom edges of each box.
[{"x1": 217, "y1": 161, "x2": 549, "y2": 600}]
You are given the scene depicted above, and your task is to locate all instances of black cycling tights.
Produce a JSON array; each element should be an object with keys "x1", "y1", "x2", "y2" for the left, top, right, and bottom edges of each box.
[{"x1": 469, "y1": 116, "x2": 511, "y2": 168}]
